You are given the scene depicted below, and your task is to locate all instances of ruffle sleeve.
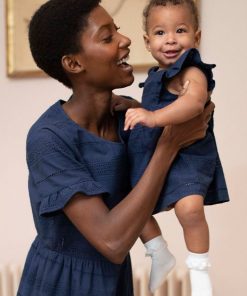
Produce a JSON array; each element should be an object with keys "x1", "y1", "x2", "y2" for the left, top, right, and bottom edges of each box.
[
  {"x1": 164, "y1": 48, "x2": 216, "y2": 91},
  {"x1": 27, "y1": 128, "x2": 108, "y2": 216}
]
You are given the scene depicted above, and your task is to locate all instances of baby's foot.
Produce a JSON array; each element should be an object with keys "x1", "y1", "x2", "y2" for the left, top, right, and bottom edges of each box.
[
  {"x1": 190, "y1": 269, "x2": 213, "y2": 296},
  {"x1": 145, "y1": 238, "x2": 176, "y2": 293},
  {"x1": 186, "y1": 252, "x2": 213, "y2": 296}
]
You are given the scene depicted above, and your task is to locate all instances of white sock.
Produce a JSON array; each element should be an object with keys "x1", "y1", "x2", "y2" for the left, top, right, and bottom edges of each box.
[
  {"x1": 186, "y1": 252, "x2": 213, "y2": 296},
  {"x1": 145, "y1": 235, "x2": 176, "y2": 293}
]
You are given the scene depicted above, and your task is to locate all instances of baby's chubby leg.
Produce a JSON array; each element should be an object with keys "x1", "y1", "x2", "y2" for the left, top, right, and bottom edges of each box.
[
  {"x1": 175, "y1": 195, "x2": 212, "y2": 296},
  {"x1": 140, "y1": 216, "x2": 176, "y2": 293}
]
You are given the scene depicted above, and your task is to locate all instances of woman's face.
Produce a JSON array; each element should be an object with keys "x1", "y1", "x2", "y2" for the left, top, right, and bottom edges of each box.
[{"x1": 76, "y1": 6, "x2": 134, "y2": 90}]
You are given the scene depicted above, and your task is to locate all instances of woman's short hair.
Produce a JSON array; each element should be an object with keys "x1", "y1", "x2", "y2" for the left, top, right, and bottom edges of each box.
[{"x1": 29, "y1": 0, "x2": 101, "y2": 88}]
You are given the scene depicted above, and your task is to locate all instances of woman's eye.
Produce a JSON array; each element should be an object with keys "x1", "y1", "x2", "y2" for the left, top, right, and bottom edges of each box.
[
  {"x1": 177, "y1": 28, "x2": 186, "y2": 33},
  {"x1": 103, "y1": 35, "x2": 113, "y2": 43}
]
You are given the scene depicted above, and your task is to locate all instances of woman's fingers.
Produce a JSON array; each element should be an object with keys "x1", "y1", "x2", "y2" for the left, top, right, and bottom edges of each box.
[
  {"x1": 192, "y1": 101, "x2": 215, "y2": 140},
  {"x1": 203, "y1": 101, "x2": 215, "y2": 122},
  {"x1": 179, "y1": 80, "x2": 190, "y2": 96}
]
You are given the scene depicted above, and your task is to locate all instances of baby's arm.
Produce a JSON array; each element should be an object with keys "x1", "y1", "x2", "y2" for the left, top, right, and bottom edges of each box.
[
  {"x1": 124, "y1": 67, "x2": 208, "y2": 130},
  {"x1": 153, "y1": 67, "x2": 209, "y2": 126}
]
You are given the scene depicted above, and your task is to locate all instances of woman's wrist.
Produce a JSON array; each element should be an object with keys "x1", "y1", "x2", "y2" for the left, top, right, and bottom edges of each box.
[
  {"x1": 156, "y1": 129, "x2": 180, "y2": 162},
  {"x1": 158, "y1": 126, "x2": 180, "y2": 152}
]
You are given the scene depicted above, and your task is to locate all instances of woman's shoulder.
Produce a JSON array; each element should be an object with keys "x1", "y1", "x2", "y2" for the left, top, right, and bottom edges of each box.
[
  {"x1": 26, "y1": 101, "x2": 128, "y2": 162},
  {"x1": 28, "y1": 100, "x2": 65, "y2": 130},
  {"x1": 26, "y1": 100, "x2": 77, "y2": 154}
]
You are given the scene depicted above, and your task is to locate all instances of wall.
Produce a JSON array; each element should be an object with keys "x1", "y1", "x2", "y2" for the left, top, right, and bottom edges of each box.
[{"x1": 1, "y1": 0, "x2": 247, "y2": 295}]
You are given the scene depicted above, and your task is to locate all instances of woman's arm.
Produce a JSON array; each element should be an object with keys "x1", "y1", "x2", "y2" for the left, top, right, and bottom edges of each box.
[
  {"x1": 64, "y1": 102, "x2": 214, "y2": 264},
  {"x1": 64, "y1": 139, "x2": 176, "y2": 264},
  {"x1": 124, "y1": 67, "x2": 208, "y2": 130}
]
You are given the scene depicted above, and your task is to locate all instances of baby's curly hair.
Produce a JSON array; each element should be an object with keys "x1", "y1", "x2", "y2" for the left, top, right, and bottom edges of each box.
[
  {"x1": 29, "y1": 0, "x2": 101, "y2": 88},
  {"x1": 143, "y1": 0, "x2": 199, "y2": 32}
]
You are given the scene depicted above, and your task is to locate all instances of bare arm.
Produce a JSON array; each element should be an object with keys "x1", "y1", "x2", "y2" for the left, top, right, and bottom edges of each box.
[
  {"x1": 124, "y1": 67, "x2": 209, "y2": 130},
  {"x1": 64, "y1": 102, "x2": 214, "y2": 264},
  {"x1": 153, "y1": 67, "x2": 209, "y2": 126},
  {"x1": 64, "y1": 138, "x2": 176, "y2": 264}
]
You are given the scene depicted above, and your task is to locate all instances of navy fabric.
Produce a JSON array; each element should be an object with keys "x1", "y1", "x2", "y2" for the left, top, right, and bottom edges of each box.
[
  {"x1": 128, "y1": 48, "x2": 229, "y2": 213},
  {"x1": 17, "y1": 101, "x2": 133, "y2": 296}
]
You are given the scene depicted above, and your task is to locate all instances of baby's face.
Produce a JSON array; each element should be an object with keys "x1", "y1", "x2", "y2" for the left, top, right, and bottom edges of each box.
[{"x1": 144, "y1": 4, "x2": 201, "y2": 69}]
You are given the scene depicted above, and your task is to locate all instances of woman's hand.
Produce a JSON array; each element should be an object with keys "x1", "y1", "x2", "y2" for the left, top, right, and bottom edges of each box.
[
  {"x1": 111, "y1": 94, "x2": 140, "y2": 115},
  {"x1": 158, "y1": 101, "x2": 215, "y2": 151}
]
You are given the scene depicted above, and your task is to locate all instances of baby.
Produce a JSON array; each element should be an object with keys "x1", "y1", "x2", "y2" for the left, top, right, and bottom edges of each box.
[{"x1": 123, "y1": 1, "x2": 229, "y2": 295}]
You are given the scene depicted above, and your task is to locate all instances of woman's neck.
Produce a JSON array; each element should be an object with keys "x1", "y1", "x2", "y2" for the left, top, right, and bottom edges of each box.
[{"x1": 63, "y1": 88, "x2": 118, "y2": 140}]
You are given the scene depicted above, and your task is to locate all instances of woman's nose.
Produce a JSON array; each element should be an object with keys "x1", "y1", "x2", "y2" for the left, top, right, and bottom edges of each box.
[{"x1": 119, "y1": 33, "x2": 131, "y2": 48}]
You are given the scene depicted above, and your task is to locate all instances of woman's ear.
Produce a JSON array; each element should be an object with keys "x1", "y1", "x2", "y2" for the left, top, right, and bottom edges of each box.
[
  {"x1": 143, "y1": 34, "x2": 151, "y2": 52},
  {"x1": 61, "y1": 54, "x2": 85, "y2": 74}
]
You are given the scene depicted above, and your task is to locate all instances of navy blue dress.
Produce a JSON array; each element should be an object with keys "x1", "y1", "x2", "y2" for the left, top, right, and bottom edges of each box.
[
  {"x1": 128, "y1": 48, "x2": 229, "y2": 213},
  {"x1": 17, "y1": 100, "x2": 133, "y2": 296}
]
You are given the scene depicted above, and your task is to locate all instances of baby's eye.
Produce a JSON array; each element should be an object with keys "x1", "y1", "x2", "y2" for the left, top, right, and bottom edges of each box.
[
  {"x1": 155, "y1": 30, "x2": 165, "y2": 36},
  {"x1": 177, "y1": 28, "x2": 187, "y2": 33}
]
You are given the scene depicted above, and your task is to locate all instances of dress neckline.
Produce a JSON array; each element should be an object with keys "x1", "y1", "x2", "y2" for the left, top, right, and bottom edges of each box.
[{"x1": 56, "y1": 100, "x2": 125, "y2": 145}]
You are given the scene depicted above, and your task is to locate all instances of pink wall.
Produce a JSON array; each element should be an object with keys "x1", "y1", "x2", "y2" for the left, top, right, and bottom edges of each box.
[{"x1": 1, "y1": 1, "x2": 247, "y2": 295}]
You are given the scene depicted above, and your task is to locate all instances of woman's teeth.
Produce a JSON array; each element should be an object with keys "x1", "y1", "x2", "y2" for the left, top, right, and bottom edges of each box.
[{"x1": 117, "y1": 56, "x2": 129, "y2": 65}]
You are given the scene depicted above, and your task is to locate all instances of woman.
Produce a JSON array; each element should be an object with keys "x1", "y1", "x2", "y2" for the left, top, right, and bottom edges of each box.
[{"x1": 17, "y1": 0, "x2": 214, "y2": 295}]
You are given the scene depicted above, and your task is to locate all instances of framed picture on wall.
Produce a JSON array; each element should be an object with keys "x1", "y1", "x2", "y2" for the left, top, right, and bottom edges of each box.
[
  {"x1": 6, "y1": 0, "x2": 46, "y2": 77},
  {"x1": 6, "y1": 0, "x2": 199, "y2": 77}
]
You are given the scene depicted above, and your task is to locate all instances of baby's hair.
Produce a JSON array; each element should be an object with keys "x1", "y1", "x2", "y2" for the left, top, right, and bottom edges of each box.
[
  {"x1": 143, "y1": 0, "x2": 199, "y2": 32},
  {"x1": 29, "y1": 0, "x2": 101, "y2": 88}
]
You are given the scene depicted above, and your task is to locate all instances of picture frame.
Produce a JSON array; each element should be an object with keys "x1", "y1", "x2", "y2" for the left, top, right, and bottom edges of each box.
[
  {"x1": 6, "y1": 0, "x2": 199, "y2": 77},
  {"x1": 6, "y1": 0, "x2": 47, "y2": 77}
]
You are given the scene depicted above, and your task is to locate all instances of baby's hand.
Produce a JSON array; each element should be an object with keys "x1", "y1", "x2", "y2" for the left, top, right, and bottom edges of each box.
[{"x1": 124, "y1": 108, "x2": 156, "y2": 130}]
